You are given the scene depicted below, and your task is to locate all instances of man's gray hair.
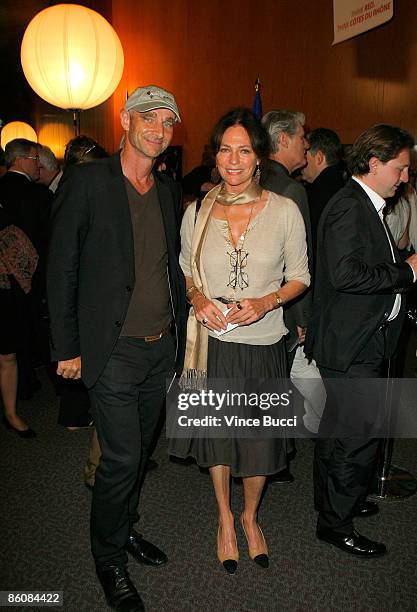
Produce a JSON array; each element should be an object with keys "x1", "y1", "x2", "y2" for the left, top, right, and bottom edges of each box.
[
  {"x1": 4, "y1": 138, "x2": 38, "y2": 168},
  {"x1": 38, "y1": 145, "x2": 59, "y2": 172},
  {"x1": 262, "y1": 110, "x2": 305, "y2": 154}
]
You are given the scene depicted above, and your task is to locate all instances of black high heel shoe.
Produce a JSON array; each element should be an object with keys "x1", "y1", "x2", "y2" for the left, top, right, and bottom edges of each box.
[
  {"x1": 217, "y1": 525, "x2": 239, "y2": 574},
  {"x1": 240, "y1": 515, "x2": 269, "y2": 568},
  {"x1": 3, "y1": 417, "x2": 36, "y2": 439}
]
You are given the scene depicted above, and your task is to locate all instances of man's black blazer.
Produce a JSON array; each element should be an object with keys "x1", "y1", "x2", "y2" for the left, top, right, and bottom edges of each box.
[
  {"x1": 0, "y1": 171, "x2": 52, "y2": 256},
  {"x1": 306, "y1": 163, "x2": 346, "y2": 266},
  {"x1": 261, "y1": 159, "x2": 312, "y2": 346},
  {"x1": 261, "y1": 160, "x2": 312, "y2": 260},
  {"x1": 47, "y1": 153, "x2": 186, "y2": 388},
  {"x1": 304, "y1": 178, "x2": 414, "y2": 372}
]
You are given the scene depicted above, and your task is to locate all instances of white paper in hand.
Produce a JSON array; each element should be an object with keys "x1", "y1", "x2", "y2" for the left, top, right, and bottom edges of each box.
[{"x1": 214, "y1": 307, "x2": 239, "y2": 336}]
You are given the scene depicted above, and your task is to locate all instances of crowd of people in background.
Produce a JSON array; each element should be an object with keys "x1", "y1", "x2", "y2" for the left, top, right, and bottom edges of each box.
[
  {"x1": 1, "y1": 85, "x2": 417, "y2": 611},
  {"x1": 0, "y1": 135, "x2": 108, "y2": 437}
]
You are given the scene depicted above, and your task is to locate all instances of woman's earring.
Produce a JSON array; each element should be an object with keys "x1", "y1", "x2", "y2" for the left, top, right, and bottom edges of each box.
[{"x1": 253, "y1": 163, "x2": 261, "y2": 184}]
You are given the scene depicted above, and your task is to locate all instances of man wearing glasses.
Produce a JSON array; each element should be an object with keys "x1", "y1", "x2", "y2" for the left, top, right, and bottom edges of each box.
[
  {"x1": 0, "y1": 139, "x2": 51, "y2": 250},
  {"x1": 47, "y1": 85, "x2": 186, "y2": 612},
  {"x1": 1, "y1": 138, "x2": 40, "y2": 182}
]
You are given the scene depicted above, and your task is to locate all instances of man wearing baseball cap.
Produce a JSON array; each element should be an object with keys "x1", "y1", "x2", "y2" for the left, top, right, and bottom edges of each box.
[{"x1": 48, "y1": 85, "x2": 186, "y2": 611}]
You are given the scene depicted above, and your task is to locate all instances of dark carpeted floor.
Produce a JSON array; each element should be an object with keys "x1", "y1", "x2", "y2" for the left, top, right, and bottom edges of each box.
[{"x1": 1, "y1": 366, "x2": 417, "y2": 612}]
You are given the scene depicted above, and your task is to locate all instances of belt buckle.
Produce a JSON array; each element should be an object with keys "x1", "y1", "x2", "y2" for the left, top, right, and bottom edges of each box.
[{"x1": 144, "y1": 331, "x2": 162, "y2": 342}]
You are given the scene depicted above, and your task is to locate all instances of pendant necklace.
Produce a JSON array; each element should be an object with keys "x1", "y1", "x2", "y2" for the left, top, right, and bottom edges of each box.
[{"x1": 222, "y1": 203, "x2": 254, "y2": 291}]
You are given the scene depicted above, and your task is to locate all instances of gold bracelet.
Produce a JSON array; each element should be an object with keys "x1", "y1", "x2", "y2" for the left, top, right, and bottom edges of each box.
[{"x1": 274, "y1": 291, "x2": 283, "y2": 308}]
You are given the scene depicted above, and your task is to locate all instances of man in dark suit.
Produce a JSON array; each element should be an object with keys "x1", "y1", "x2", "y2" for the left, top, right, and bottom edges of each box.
[
  {"x1": 305, "y1": 124, "x2": 417, "y2": 557},
  {"x1": 0, "y1": 138, "x2": 52, "y2": 398},
  {"x1": 47, "y1": 85, "x2": 186, "y2": 611},
  {"x1": 301, "y1": 127, "x2": 346, "y2": 270},
  {"x1": 0, "y1": 138, "x2": 41, "y2": 233},
  {"x1": 261, "y1": 110, "x2": 312, "y2": 362},
  {"x1": 261, "y1": 110, "x2": 312, "y2": 475}
]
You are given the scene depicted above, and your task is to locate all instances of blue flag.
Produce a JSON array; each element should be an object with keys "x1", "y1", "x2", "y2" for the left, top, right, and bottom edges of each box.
[{"x1": 252, "y1": 76, "x2": 263, "y2": 119}]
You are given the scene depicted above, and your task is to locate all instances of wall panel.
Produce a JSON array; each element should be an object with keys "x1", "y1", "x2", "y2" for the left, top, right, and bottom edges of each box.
[{"x1": 111, "y1": 0, "x2": 417, "y2": 172}]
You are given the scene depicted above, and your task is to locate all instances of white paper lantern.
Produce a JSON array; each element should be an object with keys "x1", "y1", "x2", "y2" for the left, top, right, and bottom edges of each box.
[
  {"x1": 20, "y1": 4, "x2": 124, "y2": 110},
  {"x1": 1, "y1": 121, "x2": 37, "y2": 149}
]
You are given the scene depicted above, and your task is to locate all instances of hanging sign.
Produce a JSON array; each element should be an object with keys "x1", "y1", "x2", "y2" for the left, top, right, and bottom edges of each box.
[{"x1": 333, "y1": 0, "x2": 394, "y2": 45}]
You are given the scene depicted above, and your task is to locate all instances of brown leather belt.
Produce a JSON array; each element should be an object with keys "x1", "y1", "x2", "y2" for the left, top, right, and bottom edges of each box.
[{"x1": 135, "y1": 324, "x2": 171, "y2": 342}]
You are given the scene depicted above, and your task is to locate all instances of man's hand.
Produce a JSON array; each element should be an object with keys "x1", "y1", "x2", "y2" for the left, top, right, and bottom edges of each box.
[
  {"x1": 406, "y1": 253, "x2": 417, "y2": 278},
  {"x1": 57, "y1": 356, "x2": 82, "y2": 379}
]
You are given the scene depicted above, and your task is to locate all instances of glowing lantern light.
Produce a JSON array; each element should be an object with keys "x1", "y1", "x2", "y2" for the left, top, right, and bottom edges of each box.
[
  {"x1": 38, "y1": 120, "x2": 73, "y2": 160},
  {"x1": 20, "y1": 4, "x2": 124, "y2": 111},
  {"x1": 1, "y1": 121, "x2": 37, "y2": 149}
]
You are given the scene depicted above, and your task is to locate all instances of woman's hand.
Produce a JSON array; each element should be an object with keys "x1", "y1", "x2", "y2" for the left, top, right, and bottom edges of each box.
[
  {"x1": 226, "y1": 295, "x2": 276, "y2": 326},
  {"x1": 191, "y1": 291, "x2": 228, "y2": 332}
]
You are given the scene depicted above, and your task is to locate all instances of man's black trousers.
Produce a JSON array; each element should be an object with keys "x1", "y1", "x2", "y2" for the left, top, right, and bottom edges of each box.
[
  {"x1": 314, "y1": 328, "x2": 387, "y2": 535},
  {"x1": 89, "y1": 334, "x2": 175, "y2": 568}
]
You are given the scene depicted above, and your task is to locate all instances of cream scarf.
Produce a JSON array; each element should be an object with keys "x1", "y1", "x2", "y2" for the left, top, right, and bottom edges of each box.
[{"x1": 181, "y1": 183, "x2": 224, "y2": 387}]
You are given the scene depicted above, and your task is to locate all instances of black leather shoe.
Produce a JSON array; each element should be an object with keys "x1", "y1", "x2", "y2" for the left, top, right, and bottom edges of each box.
[
  {"x1": 222, "y1": 559, "x2": 238, "y2": 574},
  {"x1": 96, "y1": 565, "x2": 145, "y2": 611},
  {"x1": 354, "y1": 501, "x2": 379, "y2": 518},
  {"x1": 3, "y1": 417, "x2": 36, "y2": 439},
  {"x1": 267, "y1": 468, "x2": 294, "y2": 485},
  {"x1": 125, "y1": 530, "x2": 167, "y2": 567},
  {"x1": 316, "y1": 528, "x2": 387, "y2": 557}
]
